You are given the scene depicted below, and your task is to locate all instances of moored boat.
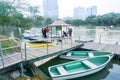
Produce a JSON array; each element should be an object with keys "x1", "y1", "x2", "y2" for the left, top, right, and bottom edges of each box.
[
  {"x1": 27, "y1": 42, "x2": 53, "y2": 48},
  {"x1": 60, "y1": 51, "x2": 114, "y2": 60},
  {"x1": 23, "y1": 28, "x2": 41, "y2": 39},
  {"x1": 48, "y1": 56, "x2": 111, "y2": 80}
]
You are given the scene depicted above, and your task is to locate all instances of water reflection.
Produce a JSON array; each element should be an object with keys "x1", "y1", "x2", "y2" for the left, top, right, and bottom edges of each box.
[
  {"x1": 74, "y1": 26, "x2": 120, "y2": 44},
  {"x1": 105, "y1": 60, "x2": 120, "y2": 80},
  {"x1": 38, "y1": 57, "x2": 120, "y2": 80}
]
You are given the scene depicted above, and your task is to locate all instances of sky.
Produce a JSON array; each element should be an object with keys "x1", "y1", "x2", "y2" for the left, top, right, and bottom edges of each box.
[{"x1": 29, "y1": 0, "x2": 120, "y2": 18}]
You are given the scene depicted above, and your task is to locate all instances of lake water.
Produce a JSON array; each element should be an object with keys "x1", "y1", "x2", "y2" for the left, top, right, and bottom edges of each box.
[
  {"x1": 20, "y1": 26, "x2": 120, "y2": 80},
  {"x1": 73, "y1": 26, "x2": 120, "y2": 44},
  {"x1": 38, "y1": 56, "x2": 120, "y2": 80},
  {"x1": 1, "y1": 26, "x2": 120, "y2": 80},
  {"x1": 38, "y1": 48, "x2": 120, "y2": 80},
  {"x1": 33, "y1": 26, "x2": 120, "y2": 80}
]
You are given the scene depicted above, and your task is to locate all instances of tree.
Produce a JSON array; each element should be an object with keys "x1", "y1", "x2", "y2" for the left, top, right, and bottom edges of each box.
[
  {"x1": 65, "y1": 19, "x2": 73, "y2": 25},
  {"x1": 28, "y1": 6, "x2": 40, "y2": 18},
  {"x1": 0, "y1": 1, "x2": 16, "y2": 34},
  {"x1": 45, "y1": 18, "x2": 53, "y2": 26},
  {"x1": 72, "y1": 19, "x2": 82, "y2": 26},
  {"x1": 0, "y1": 1, "x2": 15, "y2": 17},
  {"x1": 34, "y1": 16, "x2": 45, "y2": 27}
]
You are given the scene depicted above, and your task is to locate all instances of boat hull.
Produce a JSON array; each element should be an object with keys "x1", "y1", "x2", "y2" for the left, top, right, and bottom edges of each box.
[
  {"x1": 49, "y1": 56, "x2": 111, "y2": 80},
  {"x1": 52, "y1": 64, "x2": 106, "y2": 80},
  {"x1": 60, "y1": 51, "x2": 114, "y2": 60}
]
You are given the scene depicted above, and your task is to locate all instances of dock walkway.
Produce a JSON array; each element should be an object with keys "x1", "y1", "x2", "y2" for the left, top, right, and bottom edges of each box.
[
  {"x1": 81, "y1": 42, "x2": 120, "y2": 54},
  {"x1": 0, "y1": 38, "x2": 81, "y2": 70},
  {"x1": 24, "y1": 38, "x2": 82, "y2": 63}
]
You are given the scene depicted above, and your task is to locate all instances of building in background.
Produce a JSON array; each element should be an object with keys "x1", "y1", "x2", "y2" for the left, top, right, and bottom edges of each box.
[
  {"x1": 73, "y1": 7, "x2": 86, "y2": 20},
  {"x1": 86, "y1": 6, "x2": 97, "y2": 18},
  {"x1": 43, "y1": 0, "x2": 59, "y2": 20},
  {"x1": 73, "y1": 6, "x2": 97, "y2": 20}
]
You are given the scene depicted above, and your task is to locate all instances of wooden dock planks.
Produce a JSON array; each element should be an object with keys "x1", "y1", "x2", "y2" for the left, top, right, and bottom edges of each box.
[
  {"x1": 0, "y1": 39, "x2": 81, "y2": 69},
  {"x1": 81, "y1": 42, "x2": 120, "y2": 54},
  {"x1": 26, "y1": 41, "x2": 80, "y2": 61}
]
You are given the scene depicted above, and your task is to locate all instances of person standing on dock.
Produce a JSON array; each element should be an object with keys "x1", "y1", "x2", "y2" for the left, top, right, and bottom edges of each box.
[
  {"x1": 45, "y1": 27, "x2": 49, "y2": 38},
  {"x1": 68, "y1": 27, "x2": 72, "y2": 37},
  {"x1": 41, "y1": 28, "x2": 44, "y2": 38},
  {"x1": 43, "y1": 28, "x2": 47, "y2": 38}
]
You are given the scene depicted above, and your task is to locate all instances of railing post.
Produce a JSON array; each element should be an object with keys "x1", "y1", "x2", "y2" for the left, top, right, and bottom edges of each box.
[
  {"x1": 71, "y1": 37, "x2": 72, "y2": 48},
  {"x1": 0, "y1": 42, "x2": 5, "y2": 68},
  {"x1": 47, "y1": 40, "x2": 48, "y2": 55},
  {"x1": 20, "y1": 63, "x2": 24, "y2": 77},
  {"x1": 99, "y1": 34, "x2": 101, "y2": 43},
  {"x1": 78, "y1": 36, "x2": 80, "y2": 42},
  {"x1": 16, "y1": 38, "x2": 23, "y2": 61},
  {"x1": 24, "y1": 42, "x2": 27, "y2": 61},
  {"x1": 61, "y1": 38, "x2": 63, "y2": 51}
]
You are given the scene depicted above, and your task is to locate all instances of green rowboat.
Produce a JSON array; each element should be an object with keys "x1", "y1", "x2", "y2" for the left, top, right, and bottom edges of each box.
[
  {"x1": 60, "y1": 51, "x2": 114, "y2": 60},
  {"x1": 48, "y1": 56, "x2": 111, "y2": 80}
]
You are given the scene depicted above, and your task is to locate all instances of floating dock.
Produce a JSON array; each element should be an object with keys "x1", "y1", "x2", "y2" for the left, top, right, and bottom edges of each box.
[{"x1": 81, "y1": 42, "x2": 120, "y2": 60}]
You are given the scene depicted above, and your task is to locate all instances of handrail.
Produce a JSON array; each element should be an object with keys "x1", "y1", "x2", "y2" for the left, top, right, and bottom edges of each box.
[
  {"x1": 0, "y1": 38, "x2": 23, "y2": 68},
  {"x1": 0, "y1": 41, "x2": 5, "y2": 67},
  {"x1": 1, "y1": 46, "x2": 19, "y2": 50},
  {"x1": 23, "y1": 36, "x2": 84, "y2": 63}
]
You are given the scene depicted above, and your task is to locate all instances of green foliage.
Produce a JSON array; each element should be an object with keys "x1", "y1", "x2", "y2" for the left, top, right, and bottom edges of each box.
[
  {"x1": 28, "y1": 6, "x2": 40, "y2": 18},
  {"x1": 1, "y1": 0, "x2": 120, "y2": 30},
  {"x1": 65, "y1": 12, "x2": 120, "y2": 27},
  {"x1": 65, "y1": 19, "x2": 84, "y2": 26},
  {"x1": 0, "y1": 16, "x2": 10, "y2": 25},
  {"x1": 85, "y1": 16, "x2": 98, "y2": 25},
  {"x1": 12, "y1": 12, "x2": 23, "y2": 19},
  {"x1": 34, "y1": 16, "x2": 45, "y2": 27},
  {"x1": 73, "y1": 19, "x2": 83, "y2": 26},
  {"x1": 45, "y1": 18, "x2": 53, "y2": 26},
  {"x1": 0, "y1": 1, "x2": 34, "y2": 29},
  {"x1": 19, "y1": 18, "x2": 33, "y2": 28},
  {"x1": 1, "y1": 40, "x2": 17, "y2": 55},
  {"x1": 65, "y1": 19, "x2": 73, "y2": 25},
  {"x1": 0, "y1": 1, "x2": 15, "y2": 17},
  {"x1": 0, "y1": 1, "x2": 15, "y2": 26}
]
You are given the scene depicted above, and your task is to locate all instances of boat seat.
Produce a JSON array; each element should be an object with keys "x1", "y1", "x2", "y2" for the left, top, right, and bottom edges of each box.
[
  {"x1": 88, "y1": 52, "x2": 94, "y2": 58},
  {"x1": 66, "y1": 52, "x2": 72, "y2": 56},
  {"x1": 82, "y1": 60, "x2": 97, "y2": 69},
  {"x1": 65, "y1": 62, "x2": 81, "y2": 70},
  {"x1": 56, "y1": 66, "x2": 67, "y2": 75}
]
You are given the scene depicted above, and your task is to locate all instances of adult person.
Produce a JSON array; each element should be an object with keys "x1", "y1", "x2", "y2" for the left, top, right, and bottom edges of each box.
[
  {"x1": 41, "y1": 28, "x2": 44, "y2": 37},
  {"x1": 45, "y1": 27, "x2": 49, "y2": 38},
  {"x1": 62, "y1": 31, "x2": 67, "y2": 37},
  {"x1": 68, "y1": 27, "x2": 72, "y2": 37},
  {"x1": 44, "y1": 28, "x2": 47, "y2": 38}
]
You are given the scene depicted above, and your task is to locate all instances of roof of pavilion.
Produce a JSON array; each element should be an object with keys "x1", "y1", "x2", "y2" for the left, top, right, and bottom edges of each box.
[{"x1": 49, "y1": 20, "x2": 70, "y2": 26}]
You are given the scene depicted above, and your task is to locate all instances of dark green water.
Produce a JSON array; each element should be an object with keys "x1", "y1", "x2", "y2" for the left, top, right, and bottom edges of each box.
[{"x1": 38, "y1": 56, "x2": 120, "y2": 80}]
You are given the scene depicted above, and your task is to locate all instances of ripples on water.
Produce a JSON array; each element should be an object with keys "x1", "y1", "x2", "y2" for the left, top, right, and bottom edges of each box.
[{"x1": 38, "y1": 56, "x2": 120, "y2": 80}]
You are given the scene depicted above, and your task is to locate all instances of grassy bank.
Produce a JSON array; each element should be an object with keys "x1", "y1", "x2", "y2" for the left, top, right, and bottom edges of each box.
[{"x1": 0, "y1": 35, "x2": 19, "y2": 55}]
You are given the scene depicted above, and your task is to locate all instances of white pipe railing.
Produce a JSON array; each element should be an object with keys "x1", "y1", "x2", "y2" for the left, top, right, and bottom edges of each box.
[
  {"x1": 23, "y1": 37, "x2": 79, "y2": 61},
  {"x1": 0, "y1": 38, "x2": 23, "y2": 68}
]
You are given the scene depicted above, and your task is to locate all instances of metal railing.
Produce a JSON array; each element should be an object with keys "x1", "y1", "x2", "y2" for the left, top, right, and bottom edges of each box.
[
  {"x1": 23, "y1": 37, "x2": 80, "y2": 61},
  {"x1": 0, "y1": 38, "x2": 23, "y2": 69},
  {"x1": 1, "y1": 27, "x2": 119, "y2": 65}
]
